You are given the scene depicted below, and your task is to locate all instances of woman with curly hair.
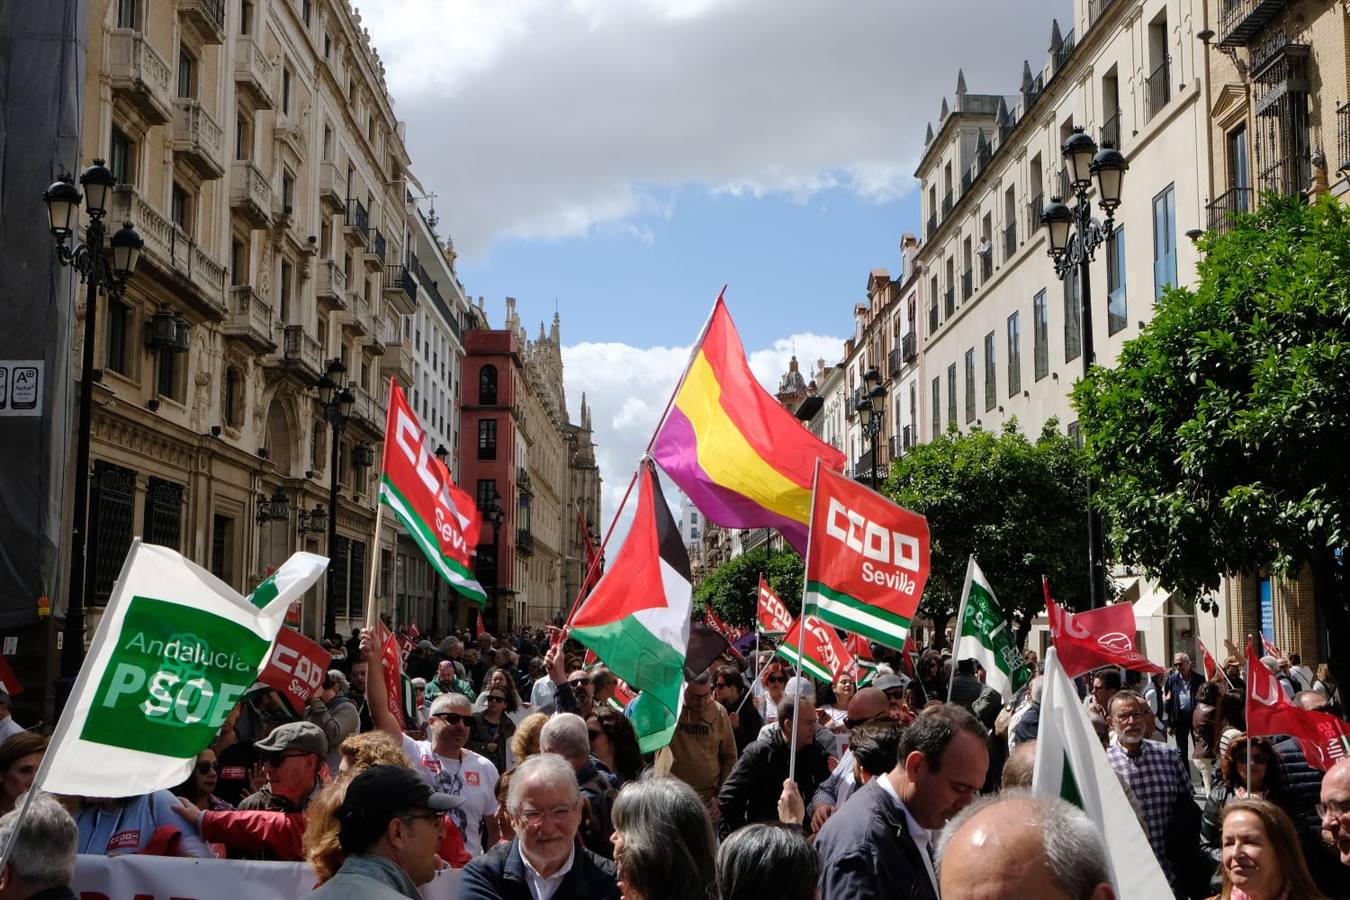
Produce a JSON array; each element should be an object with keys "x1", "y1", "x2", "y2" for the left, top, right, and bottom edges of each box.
[
  {"x1": 610, "y1": 776, "x2": 716, "y2": 900},
  {"x1": 1199, "y1": 734, "x2": 1287, "y2": 890},
  {"x1": 510, "y1": 711, "x2": 549, "y2": 766},
  {"x1": 471, "y1": 666, "x2": 522, "y2": 714}
]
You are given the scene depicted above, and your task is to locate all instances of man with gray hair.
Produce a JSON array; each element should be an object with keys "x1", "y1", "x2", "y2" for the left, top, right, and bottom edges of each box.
[
  {"x1": 540, "y1": 713, "x2": 616, "y2": 856},
  {"x1": 459, "y1": 753, "x2": 620, "y2": 900},
  {"x1": 0, "y1": 792, "x2": 79, "y2": 900},
  {"x1": 936, "y1": 790, "x2": 1116, "y2": 900}
]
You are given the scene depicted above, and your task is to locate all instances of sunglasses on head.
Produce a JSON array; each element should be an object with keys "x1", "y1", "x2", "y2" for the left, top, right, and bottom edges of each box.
[{"x1": 433, "y1": 712, "x2": 470, "y2": 726}]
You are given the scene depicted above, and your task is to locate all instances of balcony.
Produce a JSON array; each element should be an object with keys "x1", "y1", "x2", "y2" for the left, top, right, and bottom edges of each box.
[
  {"x1": 225, "y1": 285, "x2": 275, "y2": 352},
  {"x1": 942, "y1": 191, "x2": 954, "y2": 217},
  {"x1": 929, "y1": 303, "x2": 939, "y2": 336},
  {"x1": 1145, "y1": 56, "x2": 1171, "y2": 123},
  {"x1": 280, "y1": 324, "x2": 323, "y2": 383},
  {"x1": 887, "y1": 347, "x2": 904, "y2": 379},
  {"x1": 1258, "y1": 152, "x2": 1311, "y2": 198},
  {"x1": 364, "y1": 318, "x2": 388, "y2": 357},
  {"x1": 380, "y1": 331, "x2": 416, "y2": 385},
  {"x1": 176, "y1": 0, "x2": 225, "y2": 45},
  {"x1": 888, "y1": 435, "x2": 898, "y2": 458},
  {"x1": 1053, "y1": 28, "x2": 1077, "y2": 74},
  {"x1": 1100, "y1": 107, "x2": 1121, "y2": 149},
  {"x1": 316, "y1": 259, "x2": 347, "y2": 311},
  {"x1": 318, "y1": 163, "x2": 345, "y2": 214},
  {"x1": 1088, "y1": 0, "x2": 1118, "y2": 26},
  {"x1": 902, "y1": 425, "x2": 914, "y2": 450},
  {"x1": 171, "y1": 98, "x2": 224, "y2": 180},
  {"x1": 517, "y1": 529, "x2": 535, "y2": 556},
  {"x1": 344, "y1": 198, "x2": 370, "y2": 246},
  {"x1": 944, "y1": 287, "x2": 955, "y2": 319},
  {"x1": 383, "y1": 264, "x2": 417, "y2": 316},
  {"x1": 980, "y1": 251, "x2": 993, "y2": 281},
  {"x1": 348, "y1": 384, "x2": 384, "y2": 434},
  {"x1": 1028, "y1": 193, "x2": 1044, "y2": 233},
  {"x1": 1218, "y1": 0, "x2": 1286, "y2": 47},
  {"x1": 109, "y1": 185, "x2": 227, "y2": 319},
  {"x1": 1003, "y1": 222, "x2": 1017, "y2": 260},
  {"x1": 902, "y1": 331, "x2": 917, "y2": 363},
  {"x1": 229, "y1": 160, "x2": 271, "y2": 228},
  {"x1": 1206, "y1": 187, "x2": 1253, "y2": 234},
  {"x1": 926, "y1": 214, "x2": 937, "y2": 240},
  {"x1": 1339, "y1": 102, "x2": 1350, "y2": 174},
  {"x1": 342, "y1": 291, "x2": 372, "y2": 336},
  {"x1": 233, "y1": 36, "x2": 275, "y2": 109},
  {"x1": 961, "y1": 268, "x2": 973, "y2": 301},
  {"x1": 106, "y1": 31, "x2": 173, "y2": 125},
  {"x1": 365, "y1": 229, "x2": 386, "y2": 269}
]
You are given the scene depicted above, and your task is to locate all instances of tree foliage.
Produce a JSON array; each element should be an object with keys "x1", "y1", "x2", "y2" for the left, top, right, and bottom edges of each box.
[
  {"x1": 1073, "y1": 195, "x2": 1350, "y2": 681},
  {"x1": 694, "y1": 546, "x2": 804, "y2": 628},
  {"x1": 882, "y1": 421, "x2": 1092, "y2": 645}
]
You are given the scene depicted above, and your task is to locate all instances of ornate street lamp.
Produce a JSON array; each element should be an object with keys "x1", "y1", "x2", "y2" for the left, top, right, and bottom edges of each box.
[
  {"x1": 856, "y1": 368, "x2": 886, "y2": 490},
  {"x1": 44, "y1": 161, "x2": 143, "y2": 677},
  {"x1": 1040, "y1": 125, "x2": 1129, "y2": 609}
]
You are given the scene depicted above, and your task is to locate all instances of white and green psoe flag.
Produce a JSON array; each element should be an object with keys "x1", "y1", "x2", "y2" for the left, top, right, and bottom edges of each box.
[
  {"x1": 38, "y1": 540, "x2": 327, "y2": 798},
  {"x1": 1032, "y1": 647, "x2": 1173, "y2": 899},
  {"x1": 951, "y1": 556, "x2": 1031, "y2": 699}
]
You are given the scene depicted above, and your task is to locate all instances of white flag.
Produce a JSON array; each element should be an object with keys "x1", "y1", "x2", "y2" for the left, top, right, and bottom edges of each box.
[
  {"x1": 1032, "y1": 647, "x2": 1173, "y2": 899},
  {"x1": 39, "y1": 540, "x2": 326, "y2": 797},
  {"x1": 951, "y1": 556, "x2": 1030, "y2": 699}
]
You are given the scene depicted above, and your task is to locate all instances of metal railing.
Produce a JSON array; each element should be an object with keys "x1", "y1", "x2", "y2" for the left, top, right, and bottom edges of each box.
[
  {"x1": 902, "y1": 331, "x2": 917, "y2": 363},
  {"x1": 944, "y1": 287, "x2": 955, "y2": 319},
  {"x1": 371, "y1": 229, "x2": 386, "y2": 263},
  {"x1": 1101, "y1": 108, "x2": 1121, "y2": 149},
  {"x1": 1088, "y1": 0, "x2": 1118, "y2": 26},
  {"x1": 1258, "y1": 152, "x2": 1311, "y2": 197},
  {"x1": 962, "y1": 268, "x2": 973, "y2": 301},
  {"x1": 927, "y1": 214, "x2": 937, "y2": 239},
  {"x1": 385, "y1": 264, "x2": 416, "y2": 300},
  {"x1": 1339, "y1": 102, "x2": 1350, "y2": 174},
  {"x1": 1206, "y1": 187, "x2": 1253, "y2": 234},
  {"x1": 1054, "y1": 28, "x2": 1077, "y2": 73},
  {"x1": 942, "y1": 191, "x2": 954, "y2": 217},
  {"x1": 1028, "y1": 193, "x2": 1044, "y2": 232},
  {"x1": 1145, "y1": 56, "x2": 1171, "y2": 122},
  {"x1": 888, "y1": 347, "x2": 904, "y2": 378},
  {"x1": 1218, "y1": 0, "x2": 1287, "y2": 47},
  {"x1": 929, "y1": 303, "x2": 939, "y2": 335},
  {"x1": 980, "y1": 252, "x2": 993, "y2": 281},
  {"x1": 1003, "y1": 222, "x2": 1017, "y2": 260},
  {"x1": 345, "y1": 198, "x2": 369, "y2": 239}
]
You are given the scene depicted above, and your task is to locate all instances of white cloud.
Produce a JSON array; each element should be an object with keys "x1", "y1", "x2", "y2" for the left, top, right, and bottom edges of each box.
[
  {"x1": 562, "y1": 330, "x2": 844, "y2": 549},
  {"x1": 356, "y1": 0, "x2": 1069, "y2": 257}
]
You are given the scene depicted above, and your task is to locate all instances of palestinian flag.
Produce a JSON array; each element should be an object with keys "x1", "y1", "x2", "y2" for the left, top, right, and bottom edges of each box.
[
  {"x1": 570, "y1": 461, "x2": 691, "y2": 753},
  {"x1": 777, "y1": 614, "x2": 855, "y2": 684},
  {"x1": 804, "y1": 462, "x2": 930, "y2": 649},
  {"x1": 1032, "y1": 648, "x2": 1172, "y2": 897},
  {"x1": 379, "y1": 381, "x2": 486, "y2": 604},
  {"x1": 952, "y1": 557, "x2": 1031, "y2": 699}
]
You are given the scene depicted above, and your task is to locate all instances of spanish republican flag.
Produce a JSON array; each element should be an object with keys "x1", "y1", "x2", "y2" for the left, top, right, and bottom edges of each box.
[{"x1": 652, "y1": 293, "x2": 846, "y2": 554}]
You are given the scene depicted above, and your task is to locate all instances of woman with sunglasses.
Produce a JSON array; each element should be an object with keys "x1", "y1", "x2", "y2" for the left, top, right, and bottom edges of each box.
[
  {"x1": 174, "y1": 748, "x2": 234, "y2": 813},
  {"x1": 588, "y1": 707, "x2": 644, "y2": 787},
  {"x1": 1199, "y1": 733, "x2": 1288, "y2": 890},
  {"x1": 760, "y1": 661, "x2": 790, "y2": 725},
  {"x1": 471, "y1": 666, "x2": 522, "y2": 716},
  {"x1": 469, "y1": 685, "x2": 517, "y2": 774}
]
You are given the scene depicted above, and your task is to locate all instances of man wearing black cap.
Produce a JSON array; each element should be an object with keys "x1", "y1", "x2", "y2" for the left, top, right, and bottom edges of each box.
[
  {"x1": 238, "y1": 720, "x2": 327, "y2": 812},
  {"x1": 309, "y1": 765, "x2": 462, "y2": 899}
]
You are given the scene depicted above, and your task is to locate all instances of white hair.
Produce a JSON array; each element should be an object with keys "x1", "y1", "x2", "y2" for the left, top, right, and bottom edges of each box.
[
  {"x1": 935, "y1": 790, "x2": 1111, "y2": 900},
  {"x1": 1028, "y1": 676, "x2": 1045, "y2": 704},
  {"x1": 506, "y1": 753, "x2": 580, "y2": 816},
  {"x1": 0, "y1": 792, "x2": 77, "y2": 890},
  {"x1": 539, "y1": 713, "x2": 589, "y2": 763},
  {"x1": 428, "y1": 693, "x2": 471, "y2": 716}
]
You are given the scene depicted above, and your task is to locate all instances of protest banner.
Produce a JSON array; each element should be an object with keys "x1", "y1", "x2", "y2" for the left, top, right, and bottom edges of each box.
[{"x1": 257, "y1": 627, "x2": 333, "y2": 715}]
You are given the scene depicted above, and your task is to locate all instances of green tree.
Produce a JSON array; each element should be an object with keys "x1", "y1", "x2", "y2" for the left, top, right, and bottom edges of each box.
[
  {"x1": 694, "y1": 546, "x2": 804, "y2": 628},
  {"x1": 1073, "y1": 195, "x2": 1350, "y2": 687},
  {"x1": 882, "y1": 421, "x2": 1093, "y2": 647}
]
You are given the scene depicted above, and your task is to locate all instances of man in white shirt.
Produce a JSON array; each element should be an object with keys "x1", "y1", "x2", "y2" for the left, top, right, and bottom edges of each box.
[
  {"x1": 363, "y1": 630, "x2": 500, "y2": 856},
  {"x1": 0, "y1": 691, "x2": 23, "y2": 745}
]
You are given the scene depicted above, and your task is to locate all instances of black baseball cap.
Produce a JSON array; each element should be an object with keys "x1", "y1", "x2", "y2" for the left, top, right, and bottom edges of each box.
[{"x1": 336, "y1": 765, "x2": 463, "y2": 852}]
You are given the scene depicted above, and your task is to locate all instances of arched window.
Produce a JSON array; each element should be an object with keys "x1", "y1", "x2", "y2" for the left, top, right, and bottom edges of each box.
[{"x1": 479, "y1": 364, "x2": 497, "y2": 405}]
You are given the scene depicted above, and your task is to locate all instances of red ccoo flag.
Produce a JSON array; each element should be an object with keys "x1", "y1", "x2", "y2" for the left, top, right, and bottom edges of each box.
[
  {"x1": 1043, "y1": 577, "x2": 1164, "y2": 679},
  {"x1": 778, "y1": 615, "x2": 856, "y2": 684},
  {"x1": 704, "y1": 603, "x2": 747, "y2": 644},
  {"x1": 1245, "y1": 638, "x2": 1350, "y2": 771},
  {"x1": 757, "y1": 576, "x2": 793, "y2": 637}
]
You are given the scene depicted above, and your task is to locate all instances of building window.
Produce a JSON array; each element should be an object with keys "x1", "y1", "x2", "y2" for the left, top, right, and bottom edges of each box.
[
  {"x1": 1033, "y1": 290, "x2": 1049, "y2": 381},
  {"x1": 157, "y1": 347, "x2": 181, "y2": 400},
  {"x1": 144, "y1": 477, "x2": 183, "y2": 550},
  {"x1": 1107, "y1": 227, "x2": 1127, "y2": 335},
  {"x1": 1007, "y1": 311, "x2": 1021, "y2": 397},
  {"x1": 177, "y1": 46, "x2": 196, "y2": 99},
  {"x1": 302, "y1": 0, "x2": 312, "y2": 25},
  {"x1": 478, "y1": 418, "x2": 497, "y2": 460},
  {"x1": 324, "y1": 32, "x2": 332, "y2": 59},
  {"x1": 1153, "y1": 183, "x2": 1176, "y2": 300},
  {"x1": 224, "y1": 366, "x2": 244, "y2": 427},
  {"x1": 963, "y1": 348, "x2": 976, "y2": 424},
  {"x1": 90, "y1": 461, "x2": 136, "y2": 604},
  {"x1": 479, "y1": 365, "x2": 497, "y2": 405},
  {"x1": 235, "y1": 112, "x2": 251, "y2": 161},
  {"x1": 930, "y1": 376, "x2": 940, "y2": 436},
  {"x1": 171, "y1": 182, "x2": 191, "y2": 234},
  {"x1": 282, "y1": 66, "x2": 292, "y2": 115},
  {"x1": 1064, "y1": 269, "x2": 1081, "y2": 363},
  {"x1": 110, "y1": 127, "x2": 133, "y2": 185},
  {"x1": 983, "y1": 330, "x2": 996, "y2": 412},
  {"x1": 282, "y1": 169, "x2": 294, "y2": 213},
  {"x1": 279, "y1": 258, "x2": 293, "y2": 324},
  {"x1": 116, "y1": 0, "x2": 136, "y2": 28},
  {"x1": 231, "y1": 238, "x2": 248, "y2": 286},
  {"x1": 105, "y1": 297, "x2": 132, "y2": 376},
  {"x1": 476, "y1": 479, "x2": 497, "y2": 515},
  {"x1": 946, "y1": 363, "x2": 957, "y2": 430},
  {"x1": 210, "y1": 514, "x2": 235, "y2": 585},
  {"x1": 240, "y1": 0, "x2": 253, "y2": 34}
]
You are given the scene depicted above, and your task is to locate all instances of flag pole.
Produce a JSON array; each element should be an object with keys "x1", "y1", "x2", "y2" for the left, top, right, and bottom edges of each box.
[
  {"x1": 947, "y1": 555, "x2": 976, "y2": 704},
  {"x1": 364, "y1": 499, "x2": 387, "y2": 630},
  {"x1": 788, "y1": 459, "x2": 821, "y2": 787},
  {"x1": 1245, "y1": 634, "x2": 1252, "y2": 795}
]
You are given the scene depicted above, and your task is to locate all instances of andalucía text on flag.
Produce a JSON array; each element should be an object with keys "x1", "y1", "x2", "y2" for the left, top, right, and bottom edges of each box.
[
  {"x1": 804, "y1": 462, "x2": 930, "y2": 650},
  {"x1": 379, "y1": 381, "x2": 485, "y2": 604},
  {"x1": 38, "y1": 541, "x2": 326, "y2": 798},
  {"x1": 952, "y1": 556, "x2": 1030, "y2": 699}
]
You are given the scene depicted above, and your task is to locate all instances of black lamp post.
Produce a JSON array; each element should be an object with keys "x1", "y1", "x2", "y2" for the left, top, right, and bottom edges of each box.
[
  {"x1": 485, "y1": 491, "x2": 504, "y2": 633},
  {"x1": 855, "y1": 367, "x2": 886, "y2": 490},
  {"x1": 1040, "y1": 126, "x2": 1128, "y2": 609},
  {"x1": 316, "y1": 359, "x2": 355, "y2": 639},
  {"x1": 44, "y1": 161, "x2": 143, "y2": 677}
]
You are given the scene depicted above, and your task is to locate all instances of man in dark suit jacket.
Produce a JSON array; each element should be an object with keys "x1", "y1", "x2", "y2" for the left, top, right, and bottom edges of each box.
[
  {"x1": 814, "y1": 704, "x2": 990, "y2": 900},
  {"x1": 1164, "y1": 652, "x2": 1205, "y2": 763}
]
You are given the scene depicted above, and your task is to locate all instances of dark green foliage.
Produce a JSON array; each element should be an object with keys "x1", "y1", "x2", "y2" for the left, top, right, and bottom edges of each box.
[{"x1": 694, "y1": 546, "x2": 804, "y2": 628}]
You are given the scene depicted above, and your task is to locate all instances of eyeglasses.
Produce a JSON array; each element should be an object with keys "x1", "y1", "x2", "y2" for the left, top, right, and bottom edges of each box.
[
  {"x1": 1317, "y1": 802, "x2": 1349, "y2": 822},
  {"x1": 1112, "y1": 711, "x2": 1144, "y2": 721},
  {"x1": 518, "y1": 803, "x2": 577, "y2": 827},
  {"x1": 486, "y1": 695, "x2": 507, "y2": 704},
  {"x1": 400, "y1": 810, "x2": 446, "y2": 829},
  {"x1": 432, "y1": 712, "x2": 470, "y2": 726},
  {"x1": 766, "y1": 676, "x2": 787, "y2": 685},
  {"x1": 196, "y1": 761, "x2": 219, "y2": 774},
  {"x1": 262, "y1": 751, "x2": 310, "y2": 767}
]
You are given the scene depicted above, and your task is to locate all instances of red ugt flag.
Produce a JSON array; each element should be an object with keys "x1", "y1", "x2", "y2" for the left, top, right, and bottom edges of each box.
[
  {"x1": 1043, "y1": 578, "x2": 1163, "y2": 679},
  {"x1": 757, "y1": 576, "x2": 793, "y2": 637},
  {"x1": 1246, "y1": 639, "x2": 1350, "y2": 771}
]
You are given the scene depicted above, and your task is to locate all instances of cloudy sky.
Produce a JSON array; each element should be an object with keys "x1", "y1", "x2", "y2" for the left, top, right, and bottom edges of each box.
[{"x1": 356, "y1": 0, "x2": 1068, "y2": 533}]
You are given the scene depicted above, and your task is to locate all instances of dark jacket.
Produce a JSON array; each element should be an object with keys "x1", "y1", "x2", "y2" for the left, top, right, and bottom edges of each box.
[
  {"x1": 724, "y1": 696, "x2": 763, "y2": 754},
  {"x1": 1191, "y1": 702, "x2": 1219, "y2": 760},
  {"x1": 814, "y1": 778, "x2": 939, "y2": 900},
  {"x1": 1164, "y1": 670, "x2": 1205, "y2": 724},
  {"x1": 1272, "y1": 735, "x2": 1350, "y2": 899},
  {"x1": 458, "y1": 837, "x2": 621, "y2": 900},
  {"x1": 1199, "y1": 782, "x2": 1292, "y2": 888},
  {"x1": 717, "y1": 731, "x2": 830, "y2": 830}
]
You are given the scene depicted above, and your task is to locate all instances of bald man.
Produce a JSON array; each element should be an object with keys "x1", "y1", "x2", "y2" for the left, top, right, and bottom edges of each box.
[
  {"x1": 937, "y1": 790, "x2": 1116, "y2": 900},
  {"x1": 1323, "y1": 758, "x2": 1350, "y2": 867},
  {"x1": 807, "y1": 687, "x2": 892, "y2": 829}
]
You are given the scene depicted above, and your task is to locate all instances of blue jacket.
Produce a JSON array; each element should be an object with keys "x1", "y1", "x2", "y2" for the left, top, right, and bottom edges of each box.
[
  {"x1": 814, "y1": 779, "x2": 938, "y2": 900},
  {"x1": 458, "y1": 837, "x2": 621, "y2": 900}
]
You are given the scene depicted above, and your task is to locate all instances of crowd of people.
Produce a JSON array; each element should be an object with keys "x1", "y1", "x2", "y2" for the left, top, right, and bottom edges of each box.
[{"x1": 0, "y1": 626, "x2": 1348, "y2": 900}]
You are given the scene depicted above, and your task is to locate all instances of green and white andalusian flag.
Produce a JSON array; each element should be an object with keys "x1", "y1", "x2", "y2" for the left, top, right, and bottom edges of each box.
[
  {"x1": 1032, "y1": 648, "x2": 1173, "y2": 897},
  {"x1": 952, "y1": 556, "x2": 1031, "y2": 699},
  {"x1": 37, "y1": 540, "x2": 326, "y2": 797}
]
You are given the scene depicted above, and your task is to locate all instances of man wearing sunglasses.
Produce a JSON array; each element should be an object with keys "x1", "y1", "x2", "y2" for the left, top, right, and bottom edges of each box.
[
  {"x1": 238, "y1": 721, "x2": 327, "y2": 813},
  {"x1": 365, "y1": 629, "x2": 501, "y2": 857}
]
